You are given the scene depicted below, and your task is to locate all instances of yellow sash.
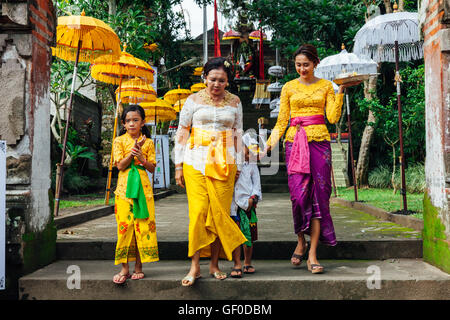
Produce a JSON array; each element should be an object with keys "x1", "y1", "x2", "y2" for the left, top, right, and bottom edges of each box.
[{"x1": 189, "y1": 127, "x2": 235, "y2": 180}]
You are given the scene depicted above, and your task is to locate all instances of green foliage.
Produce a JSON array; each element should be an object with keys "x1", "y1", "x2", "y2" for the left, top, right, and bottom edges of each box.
[
  {"x1": 247, "y1": 0, "x2": 366, "y2": 60},
  {"x1": 368, "y1": 163, "x2": 425, "y2": 194},
  {"x1": 357, "y1": 64, "x2": 425, "y2": 166},
  {"x1": 368, "y1": 165, "x2": 392, "y2": 189}
]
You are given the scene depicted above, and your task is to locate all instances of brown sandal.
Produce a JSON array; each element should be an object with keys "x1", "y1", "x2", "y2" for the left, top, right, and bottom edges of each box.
[{"x1": 307, "y1": 260, "x2": 324, "y2": 274}]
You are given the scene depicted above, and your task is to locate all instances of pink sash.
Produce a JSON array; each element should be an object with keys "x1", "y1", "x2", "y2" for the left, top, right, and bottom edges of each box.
[{"x1": 287, "y1": 115, "x2": 325, "y2": 175}]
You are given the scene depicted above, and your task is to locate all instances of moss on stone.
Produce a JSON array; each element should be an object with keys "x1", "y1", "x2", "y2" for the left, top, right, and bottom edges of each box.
[{"x1": 423, "y1": 192, "x2": 450, "y2": 273}]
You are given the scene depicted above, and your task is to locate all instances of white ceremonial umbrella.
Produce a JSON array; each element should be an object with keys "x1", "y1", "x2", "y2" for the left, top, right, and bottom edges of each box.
[
  {"x1": 315, "y1": 45, "x2": 378, "y2": 80},
  {"x1": 352, "y1": 4, "x2": 423, "y2": 212},
  {"x1": 315, "y1": 44, "x2": 378, "y2": 202}
]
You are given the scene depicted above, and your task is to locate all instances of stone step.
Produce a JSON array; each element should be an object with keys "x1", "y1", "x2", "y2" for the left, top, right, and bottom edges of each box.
[
  {"x1": 55, "y1": 239, "x2": 423, "y2": 261},
  {"x1": 19, "y1": 259, "x2": 450, "y2": 300},
  {"x1": 261, "y1": 184, "x2": 290, "y2": 193}
]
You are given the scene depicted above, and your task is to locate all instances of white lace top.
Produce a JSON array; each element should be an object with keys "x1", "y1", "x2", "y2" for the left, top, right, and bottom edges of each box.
[{"x1": 174, "y1": 90, "x2": 244, "y2": 174}]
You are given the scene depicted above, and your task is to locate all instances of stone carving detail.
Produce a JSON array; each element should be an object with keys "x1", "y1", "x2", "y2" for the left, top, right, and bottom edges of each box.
[{"x1": 0, "y1": 42, "x2": 26, "y2": 145}]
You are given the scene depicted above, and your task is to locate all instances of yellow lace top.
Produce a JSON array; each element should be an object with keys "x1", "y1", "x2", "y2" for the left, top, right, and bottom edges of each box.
[
  {"x1": 112, "y1": 133, "x2": 156, "y2": 203},
  {"x1": 266, "y1": 78, "x2": 344, "y2": 149}
]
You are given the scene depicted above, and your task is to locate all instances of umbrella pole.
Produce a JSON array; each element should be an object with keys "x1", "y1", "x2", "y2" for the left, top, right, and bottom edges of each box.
[
  {"x1": 345, "y1": 91, "x2": 358, "y2": 202},
  {"x1": 105, "y1": 75, "x2": 123, "y2": 205},
  {"x1": 161, "y1": 128, "x2": 167, "y2": 190},
  {"x1": 394, "y1": 40, "x2": 407, "y2": 212},
  {"x1": 152, "y1": 106, "x2": 156, "y2": 191},
  {"x1": 54, "y1": 39, "x2": 82, "y2": 217}
]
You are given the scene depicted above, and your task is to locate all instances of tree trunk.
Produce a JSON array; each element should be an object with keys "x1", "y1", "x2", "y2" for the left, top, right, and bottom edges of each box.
[
  {"x1": 355, "y1": 75, "x2": 378, "y2": 187},
  {"x1": 108, "y1": 0, "x2": 117, "y2": 17},
  {"x1": 383, "y1": 0, "x2": 392, "y2": 13},
  {"x1": 398, "y1": 0, "x2": 405, "y2": 12}
]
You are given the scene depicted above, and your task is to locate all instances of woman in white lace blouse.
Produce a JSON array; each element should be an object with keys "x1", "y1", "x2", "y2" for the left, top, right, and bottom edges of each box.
[{"x1": 174, "y1": 57, "x2": 247, "y2": 286}]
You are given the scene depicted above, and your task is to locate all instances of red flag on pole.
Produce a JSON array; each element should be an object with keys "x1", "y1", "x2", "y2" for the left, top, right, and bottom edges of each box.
[{"x1": 214, "y1": 0, "x2": 221, "y2": 57}]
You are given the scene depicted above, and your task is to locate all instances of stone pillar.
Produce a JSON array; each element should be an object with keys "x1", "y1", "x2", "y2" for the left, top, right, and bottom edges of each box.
[
  {"x1": 0, "y1": 0, "x2": 56, "y2": 298},
  {"x1": 420, "y1": 0, "x2": 450, "y2": 273}
]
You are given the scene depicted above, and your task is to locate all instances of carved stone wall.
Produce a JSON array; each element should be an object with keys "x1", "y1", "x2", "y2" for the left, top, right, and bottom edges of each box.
[{"x1": 0, "y1": 0, "x2": 56, "y2": 299}]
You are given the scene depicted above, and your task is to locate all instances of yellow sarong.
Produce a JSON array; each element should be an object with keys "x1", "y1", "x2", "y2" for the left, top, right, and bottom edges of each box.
[
  {"x1": 114, "y1": 195, "x2": 159, "y2": 264},
  {"x1": 184, "y1": 128, "x2": 247, "y2": 260}
]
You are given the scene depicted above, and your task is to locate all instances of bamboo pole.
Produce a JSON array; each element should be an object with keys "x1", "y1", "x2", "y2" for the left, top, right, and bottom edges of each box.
[
  {"x1": 54, "y1": 39, "x2": 82, "y2": 217},
  {"x1": 105, "y1": 75, "x2": 123, "y2": 205}
]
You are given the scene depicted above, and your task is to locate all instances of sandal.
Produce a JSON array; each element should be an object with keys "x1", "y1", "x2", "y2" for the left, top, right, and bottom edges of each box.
[
  {"x1": 210, "y1": 271, "x2": 227, "y2": 280},
  {"x1": 131, "y1": 271, "x2": 145, "y2": 280},
  {"x1": 291, "y1": 244, "x2": 308, "y2": 266},
  {"x1": 230, "y1": 268, "x2": 242, "y2": 278},
  {"x1": 181, "y1": 273, "x2": 202, "y2": 287},
  {"x1": 307, "y1": 260, "x2": 324, "y2": 274},
  {"x1": 243, "y1": 265, "x2": 255, "y2": 274},
  {"x1": 113, "y1": 272, "x2": 131, "y2": 284}
]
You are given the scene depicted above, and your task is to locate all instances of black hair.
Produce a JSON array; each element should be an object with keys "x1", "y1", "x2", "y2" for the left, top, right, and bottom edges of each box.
[
  {"x1": 293, "y1": 44, "x2": 320, "y2": 66},
  {"x1": 119, "y1": 104, "x2": 151, "y2": 138},
  {"x1": 203, "y1": 57, "x2": 234, "y2": 83}
]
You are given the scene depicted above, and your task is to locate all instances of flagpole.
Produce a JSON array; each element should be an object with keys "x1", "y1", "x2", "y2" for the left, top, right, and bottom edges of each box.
[{"x1": 203, "y1": 4, "x2": 208, "y2": 64}]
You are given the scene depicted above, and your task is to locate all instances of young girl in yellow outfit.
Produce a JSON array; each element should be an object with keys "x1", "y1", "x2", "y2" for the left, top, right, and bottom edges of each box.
[{"x1": 112, "y1": 105, "x2": 158, "y2": 284}]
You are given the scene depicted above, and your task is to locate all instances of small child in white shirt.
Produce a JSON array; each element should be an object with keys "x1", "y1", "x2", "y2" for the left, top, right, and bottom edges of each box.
[{"x1": 230, "y1": 132, "x2": 262, "y2": 278}]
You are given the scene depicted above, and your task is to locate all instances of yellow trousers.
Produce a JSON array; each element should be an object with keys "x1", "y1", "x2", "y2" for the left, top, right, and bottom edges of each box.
[
  {"x1": 114, "y1": 195, "x2": 159, "y2": 265},
  {"x1": 183, "y1": 163, "x2": 247, "y2": 260}
]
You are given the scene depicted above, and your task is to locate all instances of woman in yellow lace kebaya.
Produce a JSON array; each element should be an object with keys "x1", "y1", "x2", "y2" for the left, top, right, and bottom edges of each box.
[
  {"x1": 112, "y1": 105, "x2": 158, "y2": 284},
  {"x1": 263, "y1": 44, "x2": 360, "y2": 274},
  {"x1": 174, "y1": 57, "x2": 247, "y2": 286}
]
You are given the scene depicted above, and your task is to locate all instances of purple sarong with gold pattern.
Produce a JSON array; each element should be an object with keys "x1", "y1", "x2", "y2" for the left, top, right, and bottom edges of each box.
[{"x1": 285, "y1": 140, "x2": 337, "y2": 246}]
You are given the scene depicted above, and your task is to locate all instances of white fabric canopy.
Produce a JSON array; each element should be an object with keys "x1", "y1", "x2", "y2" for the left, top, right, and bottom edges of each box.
[
  {"x1": 353, "y1": 11, "x2": 423, "y2": 62},
  {"x1": 315, "y1": 48, "x2": 378, "y2": 81}
]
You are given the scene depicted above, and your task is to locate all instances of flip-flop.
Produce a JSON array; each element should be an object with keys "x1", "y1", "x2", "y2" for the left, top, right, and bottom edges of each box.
[
  {"x1": 131, "y1": 271, "x2": 145, "y2": 280},
  {"x1": 113, "y1": 272, "x2": 131, "y2": 284},
  {"x1": 210, "y1": 271, "x2": 227, "y2": 280},
  {"x1": 230, "y1": 268, "x2": 242, "y2": 278},
  {"x1": 243, "y1": 265, "x2": 255, "y2": 274}
]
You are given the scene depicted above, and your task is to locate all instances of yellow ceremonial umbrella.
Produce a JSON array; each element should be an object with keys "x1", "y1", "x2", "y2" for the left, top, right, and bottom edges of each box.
[
  {"x1": 163, "y1": 86, "x2": 192, "y2": 104},
  {"x1": 190, "y1": 82, "x2": 206, "y2": 93},
  {"x1": 144, "y1": 42, "x2": 158, "y2": 52},
  {"x1": 173, "y1": 98, "x2": 186, "y2": 113},
  {"x1": 91, "y1": 44, "x2": 155, "y2": 204},
  {"x1": 52, "y1": 10, "x2": 121, "y2": 217},
  {"x1": 193, "y1": 67, "x2": 203, "y2": 76},
  {"x1": 115, "y1": 77, "x2": 157, "y2": 104},
  {"x1": 141, "y1": 99, "x2": 177, "y2": 189}
]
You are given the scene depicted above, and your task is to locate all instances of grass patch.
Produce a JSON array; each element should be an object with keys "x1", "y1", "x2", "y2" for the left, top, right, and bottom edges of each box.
[
  {"x1": 334, "y1": 187, "x2": 424, "y2": 220},
  {"x1": 60, "y1": 193, "x2": 114, "y2": 209}
]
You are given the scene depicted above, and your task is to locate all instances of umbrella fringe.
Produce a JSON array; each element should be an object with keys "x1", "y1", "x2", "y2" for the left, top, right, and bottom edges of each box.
[
  {"x1": 360, "y1": 41, "x2": 423, "y2": 63},
  {"x1": 52, "y1": 45, "x2": 118, "y2": 63},
  {"x1": 91, "y1": 63, "x2": 154, "y2": 85}
]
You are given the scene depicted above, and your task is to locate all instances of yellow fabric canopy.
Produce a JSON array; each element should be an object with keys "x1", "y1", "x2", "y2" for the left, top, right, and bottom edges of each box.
[
  {"x1": 173, "y1": 98, "x2": 186, "y2": 112},
  {"x1": 190, "y1": 82, "x2": 206, "y2": 93},
  {"x1": 115, "y1": 78, "x2": 157, "y2": 104},
  {"x1": 141, "y1": 99, "x2": 176, "y2": 123},
  {"x1": 163, "y1": 87, "x2": 192, "y2": 104},
  {"x1": 52, "y1": 11, "x2": 121, "y2": 63},
  {"x1": 91, "y1": 47, "x2": 154, "y2": 85}
]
